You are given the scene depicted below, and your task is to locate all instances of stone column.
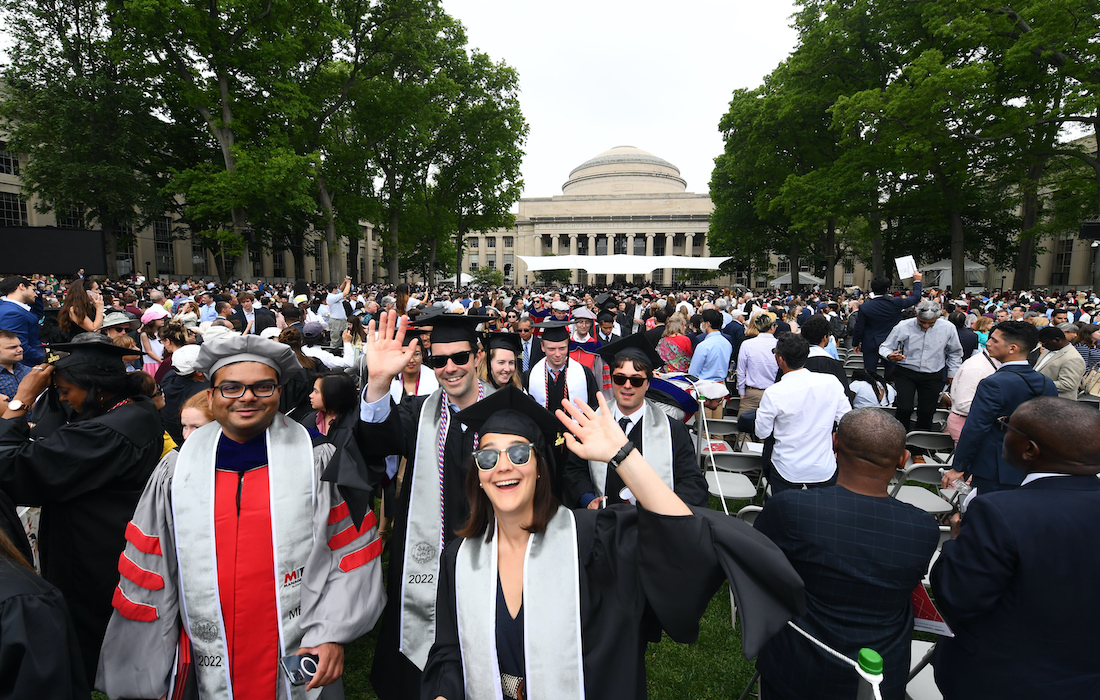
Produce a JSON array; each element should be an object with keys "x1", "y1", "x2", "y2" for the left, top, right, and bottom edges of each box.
[
  {"x1": 569, "y1": 233, "x2": 578, "y2": 284},
  {"x1": 665, "y1": 232, "x2": 675, "y2": 288},
  {"x1": 626, "y1": 233, "x2": 636, "y2": 255},
  {"x1": 552, "y1": 234, "x2": 561, "y2": 257},
  {"x1": 684, "y1": 232, "x2": 695, "y2": 258}
]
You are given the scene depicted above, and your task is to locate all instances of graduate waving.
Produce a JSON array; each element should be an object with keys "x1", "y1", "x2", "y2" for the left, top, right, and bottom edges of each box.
[{"x1": 423, "y1": 387, "x2": 805, "y2": 700}]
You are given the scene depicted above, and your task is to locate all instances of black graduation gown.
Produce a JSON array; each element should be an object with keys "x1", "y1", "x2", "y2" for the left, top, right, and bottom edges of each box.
[
  {"x1": 0, "y1": 398, "x2": 163, "y2": 685},
  {"x1": 423, "y1": 506, "x2": 806, "y2": 700},
  {"x1": 0, "y1": 560, "x2": 88, "y2": 699},
  {"x1": 563, "y1": 412, "x2": 709, "y2": 509},
  {"x1": 355, "y1": 393, "x2": 483, "y2": 700}
]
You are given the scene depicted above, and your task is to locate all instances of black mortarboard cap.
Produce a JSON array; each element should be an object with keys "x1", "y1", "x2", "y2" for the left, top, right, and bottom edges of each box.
[
  {"x1": 533, "y1": 319, "x2": 571, "y2": 342},
  {"x1": 594, "y1": 293, "x2": 616, "y2": 310},
  {"x1": 411, "y1": 311, "x2": 482, "y2": 345},
  {"x1": 596, "y1": 309, "x2": 616, "y2": 324},
  {"x1": 402, "y1": 330, "x2": 423, "y2": 347},
  {"x1": 48, "y1": 332, "x2": 143, "y2": 371},
  {"x1": 596, "y1": 332, "x2": 663, "y2": 370},
  {"x1": 483, "y1": 331, "x2": 522, "y2": 355},
  {"x1": 454, "y1": 385, "x2": 562, "y2": 462}
]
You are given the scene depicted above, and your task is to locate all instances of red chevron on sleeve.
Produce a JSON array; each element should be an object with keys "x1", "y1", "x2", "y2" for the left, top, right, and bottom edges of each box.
[
  {"x1": 125, "y1": 522, "x2": 163, "y2": 556},
  {"x1": 119, "y1": 552, "x2": 165, "y2": 591},
  {"x1": 327, "y1": 510, "x2": 378, "y2": 550},
  {"x1": 327, "y1": 502, "x2": 350, "y2": 525},
  {"x1": 338, "y1": 538, "x2": 384, "y2": 572},
  {"x1": 112, "y1": 585, "x2": 159, "y2": 622}
]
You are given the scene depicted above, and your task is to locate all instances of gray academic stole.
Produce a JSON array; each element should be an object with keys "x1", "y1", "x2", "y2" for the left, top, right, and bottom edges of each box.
[
  {"x1": 402, "y1": 382, "x2": 495, "y2": 670},
  {"x1": 455, "y1": 506, "x2": 584, "y2": 700},
  {"x1": 172, "y1": 416, "x2": 318, "y2": 700},
  {"x1": 589, "y1": 400, "x2": 674, "y2": 500}
]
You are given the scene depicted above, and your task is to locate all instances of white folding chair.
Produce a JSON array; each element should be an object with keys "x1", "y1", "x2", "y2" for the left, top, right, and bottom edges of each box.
[
  {"x1": 890, "y1": 464, "x2": 953, "y2": 516},
  {"x1": 907, "y1": 640, "x2": 942, "y2": 700},
  {"x1": 705, "y1": 471, "x2": 757, "y2": 505},
  {"x1": 736, "y1": 504, "x2": 763, "y2": 525},
  {"x1": 706, "y1": 451, "x2": 763, "y2": 474}
]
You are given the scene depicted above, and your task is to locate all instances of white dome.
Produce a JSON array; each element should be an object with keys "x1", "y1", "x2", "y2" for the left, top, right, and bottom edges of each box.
[{"x1": 562, "y1": 146, "x2": 687, "y2": 195}]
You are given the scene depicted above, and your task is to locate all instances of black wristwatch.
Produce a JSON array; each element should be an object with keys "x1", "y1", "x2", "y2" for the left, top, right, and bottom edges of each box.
[{"x1": 607, "y1": 441, "x2": 635, "y2": 471}]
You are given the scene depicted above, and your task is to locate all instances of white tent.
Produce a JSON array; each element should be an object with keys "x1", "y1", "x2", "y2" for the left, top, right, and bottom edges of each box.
[
  {"x1": 516, "y1": 254, "x2": 730, "y2": 275},
  {"x1": 769, "y1": 272, "x2": 825, "y2": 287},
  {"x1": 440, "y1": 272, "x2": 474, "y2": 285},
  {"x1": 921, "y1": 259, "x2": 986, "y2": 289}
]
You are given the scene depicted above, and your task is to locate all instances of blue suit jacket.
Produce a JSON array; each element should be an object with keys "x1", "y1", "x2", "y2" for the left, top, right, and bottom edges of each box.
[
  {"x1": 932, "y1": 476, "x2": 1100, "y2": 699},
  {"x1": 851, "y1": 282, "x2": 922, "y2": 352},
  {"x1": 0, "y1": 296, "x2": 44, "y2": 366},
  {"x1": 953, "y1": 364, "x2": 1057, "y2": 487}
]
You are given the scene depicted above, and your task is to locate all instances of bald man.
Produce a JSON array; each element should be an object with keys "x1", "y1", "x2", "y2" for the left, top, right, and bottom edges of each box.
[
  {"x1": 754, "y1": 409, "x2": 939, "y2": 700},
  {"x1": 931, "y1": 398, "x2": 1100, "y2": 700}
]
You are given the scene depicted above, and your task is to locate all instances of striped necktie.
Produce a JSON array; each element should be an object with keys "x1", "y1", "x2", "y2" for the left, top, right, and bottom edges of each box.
[{"x1": 523, "y1": 340, "x2": 531, "y2": 371}]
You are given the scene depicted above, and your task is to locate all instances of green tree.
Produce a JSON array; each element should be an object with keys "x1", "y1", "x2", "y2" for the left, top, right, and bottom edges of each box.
[
  {"x1": 0, "y1": 0, "x2": 173, "y2": 275},
  {"x1": 471, "y1": 266, "x2": 503, "y2": 287}
]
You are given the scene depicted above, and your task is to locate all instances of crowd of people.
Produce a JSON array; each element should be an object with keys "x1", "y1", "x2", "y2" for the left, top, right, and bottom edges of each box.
[{"x1": 0, "y1": 267, "x2": 1096, "y2": 700}]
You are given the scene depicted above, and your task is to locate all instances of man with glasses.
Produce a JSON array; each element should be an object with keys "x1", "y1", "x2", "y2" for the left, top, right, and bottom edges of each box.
[
  {"x1": 931, "y1": 397, "x2": 1100, "y2": 699},
  {"x1": 98, "y1": 334, "x2": 385, "y2": 699},
  {"x1": 357, "y1": 311, "x2": 495, "y2": 700},
  {"x1": 563, "y1": 334, "x2": 707, "y2": 509},
  {"x1": 942, "y1": 321, "x2": 1056, "y2": 495},
  {"x1": 879, "y1": 300, "x2": 964, "y2": 432}
]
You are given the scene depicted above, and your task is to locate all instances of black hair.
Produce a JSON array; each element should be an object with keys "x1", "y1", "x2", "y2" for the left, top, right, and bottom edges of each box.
[
  {"x1": 775, "y1": 332, "x2": 810, "y2": 369},
  {"x1": 800, "y1": 315, "x2": 831, "y2": 345},
  {"x1": 54, "y1": 360, "x2": 147, "y2": 415},
  {"x1": 311, "y1": 371, "x2": 358, "y2": 417},
  {"x1": 0, "y1": 276, "x2": 29, "y2": 297},
  {"x1": 701, "y1": 308, "x2": 723, "y2": 329},
  {"x1": 870, "y1": 276, "x2": 892, "y2": 295},
  {"x1": 851, "y1": 368, "x2": 888, "y2": 403},
  {"x1": 610, "y1": 354, "x2": 654, "y2": 379},
  {"x1": 993, "y1": 320, "x2": 1040, "y2": 353}
]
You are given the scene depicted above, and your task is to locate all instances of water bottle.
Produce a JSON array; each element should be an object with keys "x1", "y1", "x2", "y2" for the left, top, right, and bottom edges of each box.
[
  {"x1": 952, "y1": 478, "x2": 972, "y2": 512},
  {"x1": 856, "y1": 648, "x2": 884, "y2": 700}
]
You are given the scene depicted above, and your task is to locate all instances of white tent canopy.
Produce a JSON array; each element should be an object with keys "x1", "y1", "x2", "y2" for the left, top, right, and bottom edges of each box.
[
  {"x1": 440, "y1": 272, "x2": 474, "y2": 285},
  {"x1": 517, "y1": 254, "x2": 730, "y2": 275},
  {"x1": 921, "y1": 259, "x2": 985, "y2": 272},
  {"x1": 920, "y1": 259, "x2": 986, "y2": 289},
  {"x1": 769, "y1": 272, "x2": 824, "y2": 287}
]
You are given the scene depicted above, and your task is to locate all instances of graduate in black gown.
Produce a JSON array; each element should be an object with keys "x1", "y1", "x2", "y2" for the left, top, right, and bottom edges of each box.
[
  {"x1": 0, "y1": 520, "x2": 87, "y2": 699},
  {"x1": 0, "y1": 333, "x2": 163, "y2": 685},
  {"x1": 356, "y1": 311, "x2": 497, "y2": 700},
  {"x1": 423, "y1": 386, "x2": 805, "y2": 700}
]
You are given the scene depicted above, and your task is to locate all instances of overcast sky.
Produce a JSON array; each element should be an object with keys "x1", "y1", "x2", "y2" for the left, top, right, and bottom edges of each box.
[{"x1": 443, "y1": 0, "x2": 800, "y2": 199}]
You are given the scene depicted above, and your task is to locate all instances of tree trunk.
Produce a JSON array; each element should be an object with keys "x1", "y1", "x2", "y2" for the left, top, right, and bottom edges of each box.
[
  {"x1": 211, "y1": 249, "x2": 226, "y2": 282},
  {"x1": 387, "y1": 205, "x2": 400, "y2": 283},
  {"x1": 823, "y1": 216, "x2": 837, "y2": 289},
  {"x1": 455, "y1": 224, "x2": 467, "y2": 286},
  {"x1": 1013, "y1": 161, "x2": 1044, "y2": 291},
  {"x1": 427, "y1": 236, "x2": 437, "y2": 287},
  {"x1": 292, "y1": 242, "x2": 306, "y2": 280},
  {"x1": 789, "y1": 238, "x2": 801, "y2": 297},
  {"x1": 318, "y1": 175, "x2": 341, "y2": 284},
  {"x1": 100, "y1": 215, "x2": 118, "y2": 278},
  {"x1": 949, "y1": 209, "x2": 965, "y2": 292}
]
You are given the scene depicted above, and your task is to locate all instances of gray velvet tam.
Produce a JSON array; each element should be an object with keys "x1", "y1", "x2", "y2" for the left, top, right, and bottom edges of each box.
[{"x1": 194, "y1": 334, "x2": 301, "y2": 382}]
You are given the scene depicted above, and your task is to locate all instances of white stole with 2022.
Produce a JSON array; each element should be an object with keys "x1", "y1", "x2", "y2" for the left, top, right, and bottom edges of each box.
[
  {"x1": 172, "y1": 415, "x2": 318, "y2": 700},
  {"x1": 455, "y1": 506, "x2": 584, "y2": 700}
]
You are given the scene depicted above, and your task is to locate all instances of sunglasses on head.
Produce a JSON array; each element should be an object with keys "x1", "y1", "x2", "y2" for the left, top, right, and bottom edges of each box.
[
  {"x1": 425, "y1": 350, "x2": 473, "y2": 369},
  {"x1": 612, "y1": 374, "x2": 647, "y2": 387},
  {"x1": 473, "y1": 442, "x2": 535, "y2": 470}
]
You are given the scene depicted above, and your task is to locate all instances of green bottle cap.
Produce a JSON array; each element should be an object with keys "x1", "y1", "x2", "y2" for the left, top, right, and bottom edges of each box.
[{"x1": 858, "y1": 648, "x2": 883, "y2": 675}]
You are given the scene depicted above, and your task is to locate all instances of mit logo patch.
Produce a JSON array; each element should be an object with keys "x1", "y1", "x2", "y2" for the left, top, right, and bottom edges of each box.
[{"x1": 282, "y1": 566, "x2": 306, "y2": 588}]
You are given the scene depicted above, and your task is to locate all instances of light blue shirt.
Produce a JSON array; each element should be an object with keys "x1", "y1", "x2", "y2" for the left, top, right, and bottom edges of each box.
[
  {"x1": 199, "y1": 302, "x2": 218, "y2": 323},
  {"x1": 689, "y1": 331, "x2": 734, "y2": 383}
]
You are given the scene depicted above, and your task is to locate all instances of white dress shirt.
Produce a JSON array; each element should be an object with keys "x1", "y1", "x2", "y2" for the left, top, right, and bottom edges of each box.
[
  {"x1": 755, "y1": 368, "x2": 850, "y2": 483},
  {"x1": 947, "y1": 351, "x2": 1000, "y2": 416},
  {"x1": 736, "y1": 333, "x2": 778, "y2": 395}
]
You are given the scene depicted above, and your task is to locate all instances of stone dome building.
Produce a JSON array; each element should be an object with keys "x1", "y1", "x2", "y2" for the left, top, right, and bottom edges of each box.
[{"x1": 463, "y1": 145, "x2": 715, "y2": 287}]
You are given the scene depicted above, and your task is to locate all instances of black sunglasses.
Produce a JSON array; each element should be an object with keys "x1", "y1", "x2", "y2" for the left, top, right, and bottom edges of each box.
[
  {"x1": 472, "y1": 442, "x2": 535, "y2": 470},
  {"x1": 612, "y1": 374, "x2": 647, "y2": 388},
  {"x1": 425, "y1": 350, "x2": 473, "y2": 369},
  {"x1": 996, "y1": 415, "x2": 1033, "y2": 441}
]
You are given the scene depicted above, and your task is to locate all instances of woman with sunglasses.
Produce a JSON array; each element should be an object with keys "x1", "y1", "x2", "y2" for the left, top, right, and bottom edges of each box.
[{"x1": 423, "y1": 386, "x2": 803, "y2": 700}]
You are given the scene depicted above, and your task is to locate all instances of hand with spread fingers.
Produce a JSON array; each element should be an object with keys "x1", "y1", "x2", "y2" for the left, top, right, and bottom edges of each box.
[
  {"x1": 364, "y1": 310, "x2": 419, "y2": 403},
  {"x1": 556, "y1": 392, "x2": 627, "y2": 464}
]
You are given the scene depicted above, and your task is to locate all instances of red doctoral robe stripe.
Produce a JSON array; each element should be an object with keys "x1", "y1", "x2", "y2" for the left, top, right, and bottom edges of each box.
[{"x1": 214, "y1": 467, "x2": 280, "y2": 700}]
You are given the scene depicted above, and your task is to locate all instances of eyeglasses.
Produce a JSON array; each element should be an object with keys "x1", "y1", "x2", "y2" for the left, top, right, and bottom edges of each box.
[
  {"x1": 472, "y1": 442, "x2": 535, "y2": 471},
  {"x1": 425, "y1": 350, "x2": 473, "y2": 369},
  {"x1": 215, "y1": 381, "x2": 279, "y2": 399},
  {"x1": 996, "y1": 415, "x2": 1033, "y2": 441},
  {"x1": 612, "y1": 374, "x2": 647, "y2": 387}
]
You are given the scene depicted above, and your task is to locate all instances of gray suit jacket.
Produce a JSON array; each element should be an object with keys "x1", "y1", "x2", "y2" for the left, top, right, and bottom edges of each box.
[{"x1": 1034, "y1": 345, "x2": 1086, "y2": 399}]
